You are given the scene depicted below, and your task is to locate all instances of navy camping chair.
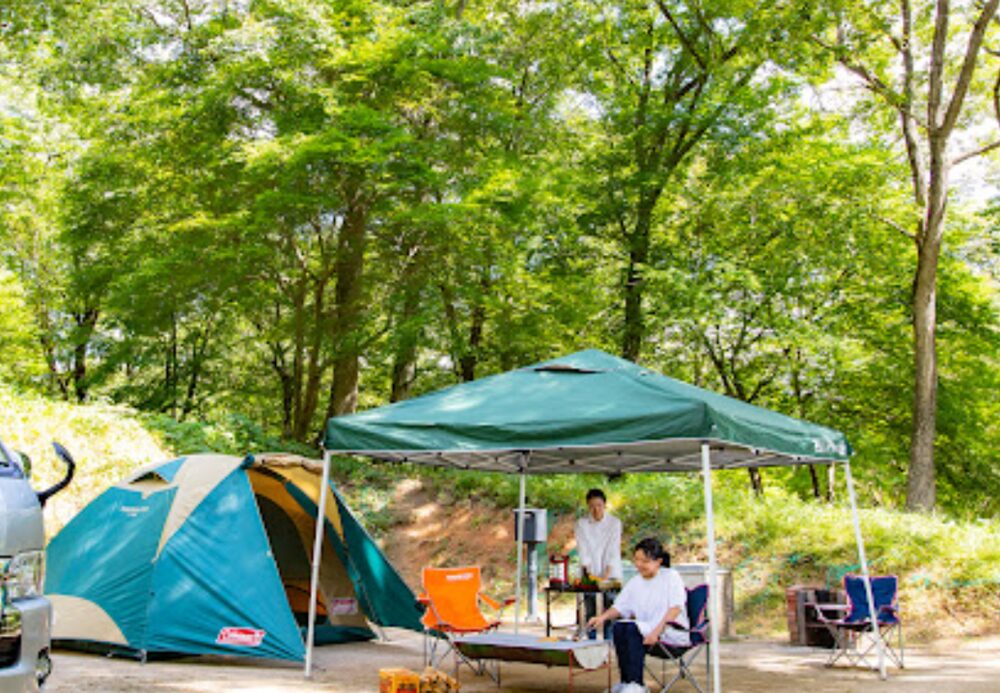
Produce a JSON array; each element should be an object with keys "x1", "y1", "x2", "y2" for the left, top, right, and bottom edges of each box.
[
  {"x1": 813, "y1": 574, "x2": 903, "y2": 670},
  {"x1": 645, "y1": 583, "x2": 710, "y2": 693}
]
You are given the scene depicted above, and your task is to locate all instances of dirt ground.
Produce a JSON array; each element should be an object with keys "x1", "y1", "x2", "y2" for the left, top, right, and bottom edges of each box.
[
  {"x1": 45, "y1": 627, "x2": 1000, "y2": 693},
  {"x1": 43, "y1": 479, "x2": 1000, "y2": 692}
]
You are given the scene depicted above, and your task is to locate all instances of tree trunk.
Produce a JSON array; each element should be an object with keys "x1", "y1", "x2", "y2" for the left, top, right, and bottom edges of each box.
[
  {"x1": 906, "y1": 173, "x2": 945, "y2": 510},
  {"x1": 271, "y1": 341, "x2": 295, "y2": 439},
  {"x1": 293, "y1": 278, "x2": 329, "y2": 441},
  {"x1": 390, "y1": 285, "x2": 421, "y2": 403},
  {"x1": 180, "y1": 328, "x2": 208, "y2": 421},
  {"x1": 72, "y1": 339, "x2": 88, "y2": 403},
  {"x1": 622, "y1": 198, "x2": 654, "y2": 362},
  {"x1": 35, "y1": 306, "x2": 69, "y2": 401},
  {"x1": 905, "y1": 121, "x2": 948, "y2": 510},
  {"x1": 459, "y1": 295, "x2": 485, "y2": 382},
  {"x1": 71, "y1": 308, "x2": 98, "y2": 403},
  {"x1": 326, "y1": 197, "x2": 368, "y2": 422},
  {"x1": 808, "y1": 465, "x2": 822, "y2": 501},
  {"x1": 289, "y1": 280, "x2": 307, "y2": 436},
  {"x1": 166, "y1": 312, "x2": 179, "y2": 416}
]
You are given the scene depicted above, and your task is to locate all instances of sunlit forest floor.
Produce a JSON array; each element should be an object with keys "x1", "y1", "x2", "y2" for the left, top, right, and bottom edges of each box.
[{"x1": 46, "y1": 628, "x2": 1000, "y2": 692}]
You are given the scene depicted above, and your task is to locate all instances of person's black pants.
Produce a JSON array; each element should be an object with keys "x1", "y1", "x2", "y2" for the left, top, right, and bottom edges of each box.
[
  {"x1": 583, "y1": 591, "x2": 617, "y2": 639},
  {"x1": 613, "y1": 620, "x2": 646, "y2": 685}
]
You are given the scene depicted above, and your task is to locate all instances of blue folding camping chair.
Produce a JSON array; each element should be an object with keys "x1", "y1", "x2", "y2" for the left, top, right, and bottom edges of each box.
[
  {"x1": 813, "y1": 574, "x2": 903, "y2": 670},
  {"x1": 645, "y1": 583, "x2": 711, "y2": 693}
]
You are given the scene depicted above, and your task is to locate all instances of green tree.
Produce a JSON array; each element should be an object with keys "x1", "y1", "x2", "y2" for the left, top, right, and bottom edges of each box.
[
  {"x1": 568, "y1": 0, "x2": 828, "y2": 362},
  {"x1": 816, "y1": 0, "x2": 1000, "y2": 510}
]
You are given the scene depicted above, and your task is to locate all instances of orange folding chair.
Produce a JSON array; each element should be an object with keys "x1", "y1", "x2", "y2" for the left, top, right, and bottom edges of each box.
[{"x1": 419, "y1": 565, "x2": 514, "y2": 677}]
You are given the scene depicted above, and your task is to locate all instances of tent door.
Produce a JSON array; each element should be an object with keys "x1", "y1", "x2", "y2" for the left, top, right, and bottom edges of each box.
[
  {"x1": 255, "y1": 495, "x2": 327, "y2": 626},
  {"x1": 247, "y1": 469, "x2": 371, "y2": 640}
]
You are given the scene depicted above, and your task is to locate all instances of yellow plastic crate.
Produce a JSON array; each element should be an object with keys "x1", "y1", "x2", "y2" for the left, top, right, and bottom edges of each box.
[{"x1": 379, "y1": 668, "x2": 421, "y2": 693}]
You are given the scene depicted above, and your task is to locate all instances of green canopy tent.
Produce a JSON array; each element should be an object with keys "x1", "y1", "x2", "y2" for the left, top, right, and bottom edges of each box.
[{"x1": 312, "y1": 349, "x2": 886, "y2": 687}]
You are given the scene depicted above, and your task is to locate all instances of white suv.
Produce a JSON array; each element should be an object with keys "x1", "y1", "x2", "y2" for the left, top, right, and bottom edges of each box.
[{"x1": 0, "y1": 439, "x2": 74, "y2": 692}]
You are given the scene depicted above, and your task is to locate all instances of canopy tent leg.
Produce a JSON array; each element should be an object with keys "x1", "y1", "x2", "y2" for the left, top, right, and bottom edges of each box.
[
  {"x1": 304, "y1": 449, "x2": 332, "y2": 678},
  {"x1": 701, "y1": 443, "x2": 722, "y2": 693},
  {"x1": 514, "y1": 460, "x2": 527, "y2": 634},
  {"x1": 844, "y1": 460, "x2": 886, "y2": 679}
]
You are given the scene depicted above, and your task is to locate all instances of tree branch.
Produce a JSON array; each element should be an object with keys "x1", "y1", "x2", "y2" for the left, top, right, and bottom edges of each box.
[
  {"x1": 655, "y1": 0, "x2": 707, "y2": 70},
  {"x1": 926, "y1": 0, "x2": 950, "y2": 131},
  {"x1": 137, "y1": 6, "x2": 167, "y2": 31},
  {"x1": 875, "y1": 211, "x2": 918, "y2": 241},
  {"x1": 939, "y1": 0, "x2": 1000, "y2": 136},
  {"x1": 811, "y1": 33, "x2": 925, "y2": 128},
  {"x1": 605, "y1": 48, "x2": 636, "y2": 88},
  {"x1": 951, "y1": 139, "x2": 1000, "y2": 165},
  {"x1": 899, "y1": 0, "x2": 928, "y2": 207},
  {"x1": 994, "y1": 63, "x2": 1000, "y2": 129}
]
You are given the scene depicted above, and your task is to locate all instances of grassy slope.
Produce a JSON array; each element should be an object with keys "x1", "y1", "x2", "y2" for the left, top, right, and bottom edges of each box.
[
  {"x1": 0, "y1": 388, "x2": 171, "y2": 534},
  {"x1": 710, "y1": 492, "x2": 1000, "y2": 639},
  {"x1": 2, "y1": 388, "x2": 997, "y2": 640}
]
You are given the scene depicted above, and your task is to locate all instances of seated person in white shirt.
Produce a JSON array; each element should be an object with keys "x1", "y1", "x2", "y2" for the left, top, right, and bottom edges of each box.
[
  {"x1": 586, "y1": 537, "x2": 689, "y2": 692},
  {"x1": 574, "y1": 488, "x2": 623, "y2": 638}
]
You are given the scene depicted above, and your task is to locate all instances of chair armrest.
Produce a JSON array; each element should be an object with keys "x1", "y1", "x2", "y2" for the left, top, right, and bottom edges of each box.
[
  {"x1": 665, "y1": 620, "x2": 710, "y2": 635},
  {"x1": 877, "y1": 604, "x2": 900, "y2": 622},
  {"x1": 809, "y1": 603, "x2": 848, "y2": 624},
  {"x1": 479, "y1": 593, "x2": 516, "y2": 611},
  {"x1": 809, "y1": 602, "x2": 848, "y2": 610}
]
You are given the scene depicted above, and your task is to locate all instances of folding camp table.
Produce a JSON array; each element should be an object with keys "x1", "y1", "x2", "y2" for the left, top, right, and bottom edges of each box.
[
  {"x1": 543, "y1": 584, "x2": 618, "y2": 638},
  {"x1": 454, "y1": 633, "x2": 611, "y2": 691}
]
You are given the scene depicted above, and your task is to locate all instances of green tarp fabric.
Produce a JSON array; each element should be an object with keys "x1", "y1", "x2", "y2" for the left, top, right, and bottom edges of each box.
[{"x1": 324, "y1": 349, "x2": 850, "y2": 471}]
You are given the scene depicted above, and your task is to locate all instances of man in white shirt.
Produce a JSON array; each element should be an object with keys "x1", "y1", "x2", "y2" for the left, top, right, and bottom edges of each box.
[
  {"x1": 586, "y1": 537, "x2": 689, "y2": 691},
  {"x1": 574, "y1": 488, "x2": 623, "y2": 638}
]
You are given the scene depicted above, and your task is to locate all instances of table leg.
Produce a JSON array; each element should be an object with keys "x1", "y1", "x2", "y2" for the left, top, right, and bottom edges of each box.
[
  {"x1": 568, "y1": 651, "x2": 573, "y2": 693},
  {"x1": 546, "y1": 590, "x2": 551, "y2": 637},
  {"x1": 597, "y1": 592, "x2": 605, "y2": 641}
]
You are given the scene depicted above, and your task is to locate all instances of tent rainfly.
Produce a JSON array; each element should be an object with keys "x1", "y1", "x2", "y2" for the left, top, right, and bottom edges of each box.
[{"x1": 314, "y1": 349, "x2": 886, "y2": 688}]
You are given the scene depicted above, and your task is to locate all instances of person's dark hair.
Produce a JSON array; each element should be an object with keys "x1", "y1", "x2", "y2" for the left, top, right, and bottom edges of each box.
[
  {"x1": 585, "y1": 488, "x2": 606, "y2": 503},
  {"x1": 634, "y1": 537, "x2": 670, "y2": 568}
]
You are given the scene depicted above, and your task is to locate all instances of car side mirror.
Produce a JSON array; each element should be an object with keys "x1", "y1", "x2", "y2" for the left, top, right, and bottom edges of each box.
[
  {"x1": 15, "y1": 451, "x2": 31, "y2": 479},
  {"x1": 36, "y1": 442, "x2": 75, "y2": 507}
]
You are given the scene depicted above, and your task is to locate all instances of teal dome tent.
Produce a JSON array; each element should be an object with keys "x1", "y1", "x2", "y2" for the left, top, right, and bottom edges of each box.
[{"x1": 45, "y1": 453, "x2": 421, "y2": 662}]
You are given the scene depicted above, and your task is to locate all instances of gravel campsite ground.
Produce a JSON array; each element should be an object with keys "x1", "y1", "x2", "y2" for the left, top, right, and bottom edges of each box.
[{"x1": 45, "y1": 627, "x2": 1000, "y2": 693}]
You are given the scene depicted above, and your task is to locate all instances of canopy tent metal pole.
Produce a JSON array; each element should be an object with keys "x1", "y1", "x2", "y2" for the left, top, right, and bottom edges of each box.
[
  {"x1": 700, "y1": 443, "x2": 722, "y2": 693},
  {"x1": 304, "y1": 449, "x2": 332, "y2": 678},
  {"x1": 844, "y1": 459, "x2": 886, "y2": 679},
  {"x1": 514, "y1": 456, "x2": 527, "y2": 633}
]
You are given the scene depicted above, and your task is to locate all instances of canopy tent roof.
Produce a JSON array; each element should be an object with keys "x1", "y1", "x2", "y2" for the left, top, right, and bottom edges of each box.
[{"x1": 324, "y1": 349, "x2": 850, "y2": 474}]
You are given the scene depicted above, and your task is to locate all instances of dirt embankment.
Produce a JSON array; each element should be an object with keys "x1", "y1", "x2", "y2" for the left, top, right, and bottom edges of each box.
[
  {"x1": 374, "y1": 478, "x2": 999, "y2": 642},
  {"x1": 377, "y1": 479, "x2": 578, "y2": 594}
]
